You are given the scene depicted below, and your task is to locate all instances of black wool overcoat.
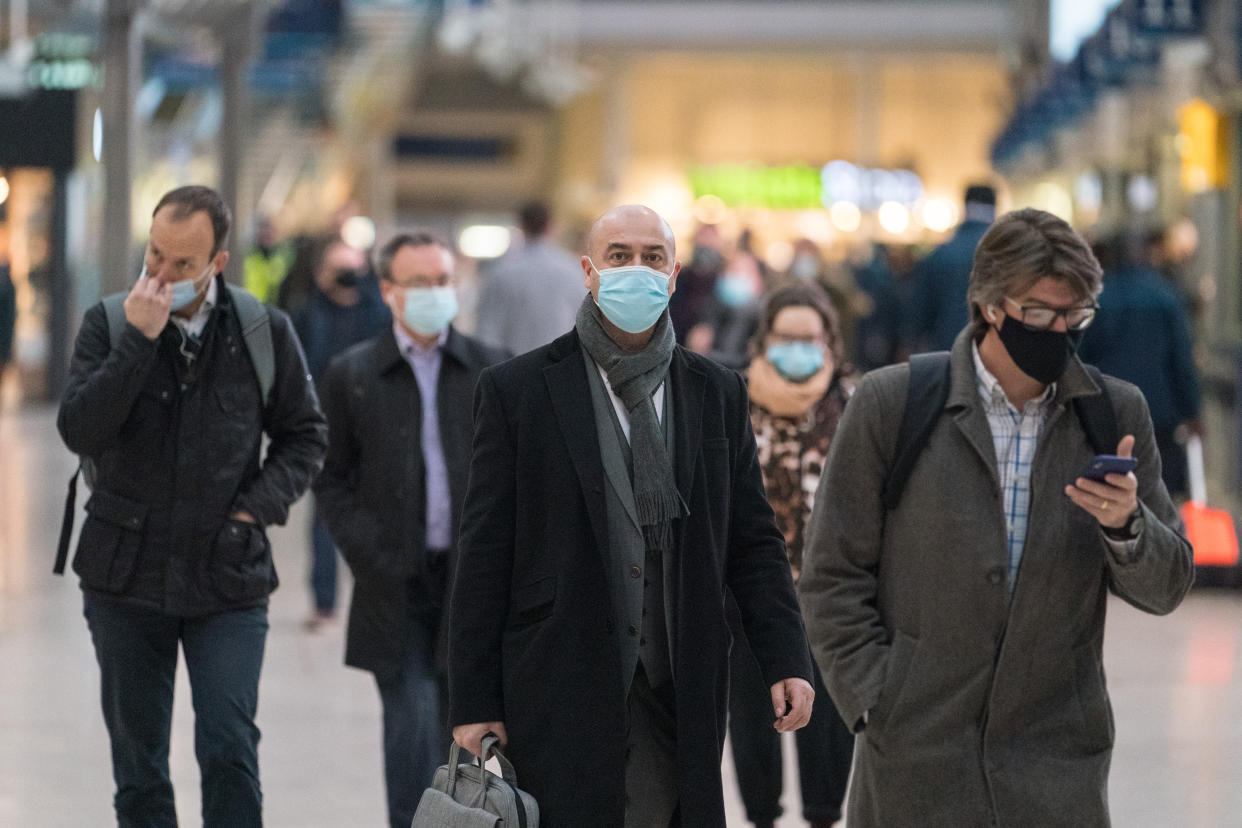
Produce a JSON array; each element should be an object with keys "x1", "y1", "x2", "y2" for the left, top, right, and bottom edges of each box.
[{"x1": 448, "y1": 329, "x2": 813, "y2": 827}]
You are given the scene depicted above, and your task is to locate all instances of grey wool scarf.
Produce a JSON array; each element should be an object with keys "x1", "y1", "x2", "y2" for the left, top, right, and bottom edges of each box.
[{"x1": 575, "y1": 295, "x2": 686, "y2": 553}]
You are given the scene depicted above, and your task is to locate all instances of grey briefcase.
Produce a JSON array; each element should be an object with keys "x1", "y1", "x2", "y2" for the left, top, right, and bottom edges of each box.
[{"x1": 411, "y1": 735, "x2": 539, "y2": 828}]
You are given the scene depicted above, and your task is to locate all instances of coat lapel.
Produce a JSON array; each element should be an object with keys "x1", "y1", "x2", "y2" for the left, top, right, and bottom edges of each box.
[
  {"x1": 669, "y1": 347, "x2": 705, "y2": 507},
  {"x1": 945, "y1": 329, "x2": 1001, "y2": 491},
  {"x1": 544, "y1": 331, "x2": 610, "y2": 555}
]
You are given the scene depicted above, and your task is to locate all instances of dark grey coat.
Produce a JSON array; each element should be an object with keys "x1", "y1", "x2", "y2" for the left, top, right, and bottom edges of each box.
[
  {"x1": 315, "y1": 325, "x2": 509, "y2": 674},
  {"x1": 798, "y1": 328, "x2": 1194, "y2": 827},
  {"x1": 58, "y1": 276, "x2": 328, "y2": 616}
]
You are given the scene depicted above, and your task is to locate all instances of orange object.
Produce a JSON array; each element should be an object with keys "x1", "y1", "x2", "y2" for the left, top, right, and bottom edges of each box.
[{"x1": 1182, "y1": 502, "x2": 1240, "y2": 567}]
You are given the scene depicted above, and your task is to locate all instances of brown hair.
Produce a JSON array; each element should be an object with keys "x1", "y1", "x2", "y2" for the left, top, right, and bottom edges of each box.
[
  {"x1": 374, "y1": 230, "x2": 451, "y2": 282},
  {"x1": 967, "y1": 208, "x2": 1102, "y2": 336},
  {"x1": 153, "y1": 185, "x2": 231, "y2": 255},
  {"x1": 749, "y1": 281, "x2": 843, "y2": 366}
]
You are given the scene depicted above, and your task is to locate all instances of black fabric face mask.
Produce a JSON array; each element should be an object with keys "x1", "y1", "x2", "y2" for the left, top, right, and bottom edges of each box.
[
  {"x1": 334, "y1": 269, "x2": 361, "y2": 288},
  {"x1": 996, "y1": 313, "x2": 1076, "y2": 385}
]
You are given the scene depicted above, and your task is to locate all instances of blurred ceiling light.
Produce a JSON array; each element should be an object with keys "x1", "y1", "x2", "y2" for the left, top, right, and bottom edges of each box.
[
  {"x1": 93, "y1": 108, "x2": 102, "y2": 163},
  {"x1": 766, "y1": 241, "x2": 794, "y2": 273},
  {"x1": 341, "y1": 216, "x2": 377, "y2": 251},
  {"x1": 0, "y1": 176, "x2": 8, "y2": 206},
  {"x1": 1074, "y1": 171, "x2": 1103, "y2": 213},
  {"x1": 458, "y1": 225, "x2": 511, "y2": 259},
  {"x1": 692, "y1": 194, "x2": 728, "y2": 226},
  {"x1": 877, "y1": 202, "x2": 910, "y2": 235},
  {"x1": 795, "y1": 210, "x2": 835, "y2": 244},
  {"x1": 1127, "y1": 174, "x2": 1158, "y2": 213},
  {"x1": 829, "y1": 201, "x2": 861, "y2": 234},
  {"x1": 1031, "y1": 182, "x2": 1073, "y2": 222},
  {"x1": 921, "y1": 198, "x2": 958, "y2": 233}
]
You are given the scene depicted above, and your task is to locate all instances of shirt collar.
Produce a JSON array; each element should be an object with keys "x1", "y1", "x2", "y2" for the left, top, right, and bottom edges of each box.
[
  {"x1": 393, "y1": 321, "x2": 448, "y2": 358},
  {"x1": 971, "y1": 339, "x2": 1054, "y2": 414}
]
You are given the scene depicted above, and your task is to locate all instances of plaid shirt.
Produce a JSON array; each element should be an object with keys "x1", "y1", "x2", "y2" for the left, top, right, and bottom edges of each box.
[{"x1": 972, "y1": 342, "x2": 1055, "y2": 597}]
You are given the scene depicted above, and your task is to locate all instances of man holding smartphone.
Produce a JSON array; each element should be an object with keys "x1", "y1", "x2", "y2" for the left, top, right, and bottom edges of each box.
[{"x1": 798, "y1": 208, "x2": 1193, "y2": 827}]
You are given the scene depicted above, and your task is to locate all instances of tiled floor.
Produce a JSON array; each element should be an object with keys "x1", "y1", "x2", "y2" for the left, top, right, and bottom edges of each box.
[{"x1": 3, "y1": 402, "x2": 1242, "y2": 826}]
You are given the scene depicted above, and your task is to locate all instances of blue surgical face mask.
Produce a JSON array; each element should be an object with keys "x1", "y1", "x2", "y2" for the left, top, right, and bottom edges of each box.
[
  {"x1": 159, "y1": 262, "x2": 215, "y2": 312},
  {"x1": 589, "y1": 258, "x2": 671, "y2": 334},
  {"x1": 402, "y1": 285, "x2": 458, "y2": 336},
  {"x1": 715, "y1": 271, "x2": 757, "y2": 308},
  {"x1": 766, "y1": 341, "x2": 825, "y2": 382}
]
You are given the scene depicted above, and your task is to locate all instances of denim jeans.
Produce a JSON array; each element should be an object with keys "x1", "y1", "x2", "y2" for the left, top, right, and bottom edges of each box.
[
  {"x1": 310, "y1": 501, "x2": 338, "y2": 614},
  {"x1": 374, "y1": 620, "x2": 448, "y2": 828},
  {"x1": 83, "y1": 594, "x2": 268, "y2": 828},
  {"x1": 727, "y1": 605, "x2": 853, "y2": 824}
]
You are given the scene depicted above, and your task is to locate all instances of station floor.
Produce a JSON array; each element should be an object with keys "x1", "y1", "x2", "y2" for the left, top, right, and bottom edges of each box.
[{"x1": 3, "y1": 400, "x2": 1242, "y2": 827}]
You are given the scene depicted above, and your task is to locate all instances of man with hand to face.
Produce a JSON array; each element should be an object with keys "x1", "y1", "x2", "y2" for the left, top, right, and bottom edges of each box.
[
  {"x1": 57, "y1": 185, "x2": 327, "y2": 826},
  {"x1": 314, "y1": 231, "x2": 508, "y2": 828},
  {"x1": 798, "y1": 208, "x2": 1193, "y2": 827},
  {"x1": 448, "y1": 204, "x2": 815, "y2": 827}
]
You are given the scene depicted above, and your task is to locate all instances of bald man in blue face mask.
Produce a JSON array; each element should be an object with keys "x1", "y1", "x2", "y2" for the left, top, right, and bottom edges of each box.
[{"x1": 448, "y1": 204, "x2": 815, "y2": 827}]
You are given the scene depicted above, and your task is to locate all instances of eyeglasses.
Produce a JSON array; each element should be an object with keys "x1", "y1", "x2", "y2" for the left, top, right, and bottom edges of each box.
[{"x1": 1004, "y1": 296, "x2": 1097, "y2": 331}]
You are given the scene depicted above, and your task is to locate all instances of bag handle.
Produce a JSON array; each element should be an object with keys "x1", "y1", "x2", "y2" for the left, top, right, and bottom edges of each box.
[{"x1": 443, "y1": 734, "x2": 521, "y2": 803}]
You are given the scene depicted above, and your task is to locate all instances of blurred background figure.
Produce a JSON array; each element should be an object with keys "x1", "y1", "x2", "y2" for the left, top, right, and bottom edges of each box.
[
  {"x1": 848, "y1": 242, "x2": 902, "y2": 372},
  {"x1": 292, "y1": 235, "x2": 390, "y2": 629},
  {"x1": 475, "y1": 200, "x2": 583, "y2": 354},
  {"x1": 730, "y1": 282, "x2": 855, "y2": 828},
  {"x1": 243, "y1": 216, "x2": 293, "y2": 305},
  {"x1": 669, "y1": 223, "x2": 726, "y2": 344},
  {"x1": 909, "y1": 184, "x2": 997, "y2": 353},
  {"x1": 1077, "y1": 233, "x2": 1203, "y2": 500},
  {"x1": 0, "y1": 259, "x2": 14, "y2": 390},
  {"x1": 687, "y1": 228, "x2": 766, "y2": 368}
]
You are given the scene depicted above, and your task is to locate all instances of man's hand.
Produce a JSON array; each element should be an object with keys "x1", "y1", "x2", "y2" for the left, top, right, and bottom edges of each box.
[
  {"x1": 453, "y1": 721, "x2": 508, "y2": 759},
  {"x1": 124, "y1": 274, "x2": 172, "y2": 340},
  {"x1": 770, "y1": 678, "x2": 814, "y2": 732},
  {"x1": 230, "y1": 510, "x2": 257, "y2": 524},
  {"x1": 1064, "y1": 434, "x2": 1140, "y2": 530}
]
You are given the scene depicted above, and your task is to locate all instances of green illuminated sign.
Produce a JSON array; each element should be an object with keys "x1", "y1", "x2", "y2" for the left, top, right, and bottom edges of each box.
[{"x1": 687, "y1": 163, "x2": 823, "y2": 210}]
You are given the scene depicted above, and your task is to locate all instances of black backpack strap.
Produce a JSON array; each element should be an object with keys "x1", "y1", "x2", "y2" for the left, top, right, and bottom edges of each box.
[
  {"x1": 225, "y1": 285, "x2": 275, "y2": 408},
  {"x1": 1073, "y1": 364, "x2": 1118, "y2": 455},
  {"x1": 54, "y1": 466, "x2": 81, "y2": 575},
  {"x1": 883, "y1": 351, "x2": 952, "y2": 510},
  {"x1": 101, "y1": 292, "x2": 127, "y2": 350}
]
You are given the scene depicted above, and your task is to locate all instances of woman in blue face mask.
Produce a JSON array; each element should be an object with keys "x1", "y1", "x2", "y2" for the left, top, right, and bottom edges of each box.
[{"x1": 728, "y1": 281, "x2": 856, "y2": 828}]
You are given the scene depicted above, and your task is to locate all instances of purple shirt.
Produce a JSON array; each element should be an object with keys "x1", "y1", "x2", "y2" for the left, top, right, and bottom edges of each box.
[{"x1": 394, "y1": 323, "x2": 452, "y2": 550}]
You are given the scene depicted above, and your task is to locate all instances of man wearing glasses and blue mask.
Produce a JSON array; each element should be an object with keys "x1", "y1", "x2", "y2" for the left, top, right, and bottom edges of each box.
[
  {"x1": 57, "y1": 185, "x2": 327, "y2": 826},
  {"x1": 448, "y1": 204, "x2": 815, "y2": 827},
  {"x1": 314, "y1": 230, "x2": 509, "y2": 828},
  {"x1": 798, "y1": 208, "x2": 1193, "y2": 826}
]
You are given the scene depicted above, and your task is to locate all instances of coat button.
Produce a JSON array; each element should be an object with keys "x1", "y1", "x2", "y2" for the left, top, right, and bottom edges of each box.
[
  {"x1": 987, "y1": 567, "x2": 1005, "y2": 585},
  {"x1": 628, "y1": 624, "x2": 639, "y2": 637},
  {"x1": 160, "y1": 390, "x2": 170, "y2": 401},
  {"x1": 630, "y1": 565, "x2": 642, "y2": 579}
]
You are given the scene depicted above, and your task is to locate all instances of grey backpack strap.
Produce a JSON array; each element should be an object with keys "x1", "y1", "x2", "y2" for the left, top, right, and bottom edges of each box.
[
  {"x1": 101, "y1": 292, "x2": 128, "y2": 350},
  {"x1": 226, "y1": 285, "x2": 275, "y2": 407}
]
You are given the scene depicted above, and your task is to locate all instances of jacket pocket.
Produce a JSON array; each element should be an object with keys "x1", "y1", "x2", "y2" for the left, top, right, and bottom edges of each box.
[
  {"x1": 73, "y1": 490, "x2": 148, "y2": 593},
  {"x1": 871, "y1": 630, "x2": 919, "y2": 733},
  {"x1": 1073, "y1": 643, "x2": 1115, "y2": 753},
  {"x1": 510, "y1": 576, "x2": 556, "y2": 626},
  {"x1": 210, "y1": 519, "x2": 277, "y2": 604}
]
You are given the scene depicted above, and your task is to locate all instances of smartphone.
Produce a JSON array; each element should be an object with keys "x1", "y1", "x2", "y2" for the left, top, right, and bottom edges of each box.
[{"x1": 1077, "y1": 454, "x2": 1137, "y2": 482}]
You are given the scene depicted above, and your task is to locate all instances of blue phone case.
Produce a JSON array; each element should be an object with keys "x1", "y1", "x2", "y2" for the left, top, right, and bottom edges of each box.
[{"x1": 1079, "y1": 454, "x2": 1137, "y2": 482}]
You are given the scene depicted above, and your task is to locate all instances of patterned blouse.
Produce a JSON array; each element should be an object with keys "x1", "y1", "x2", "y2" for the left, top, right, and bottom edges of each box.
[{"x1": 749, "y1": 379, "x2": 852, "y2": 582}]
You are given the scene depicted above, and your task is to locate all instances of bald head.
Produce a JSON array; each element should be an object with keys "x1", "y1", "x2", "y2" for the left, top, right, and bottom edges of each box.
[
  {"x1": 580, "y1": 203, "x2": 681, "y2": 305},
  {"x1": 586, "y1": 205, "x2": 677, "y2": 262}
]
